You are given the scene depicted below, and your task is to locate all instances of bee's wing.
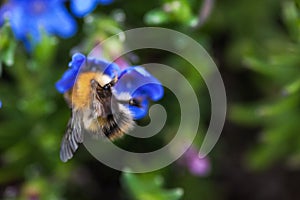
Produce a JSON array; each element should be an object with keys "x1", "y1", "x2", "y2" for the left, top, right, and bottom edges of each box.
[{"x1": 60, "y1": 112, "x2": 83, "y2": 162}]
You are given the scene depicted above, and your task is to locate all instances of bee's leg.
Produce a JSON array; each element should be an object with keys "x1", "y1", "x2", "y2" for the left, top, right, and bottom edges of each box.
[{"x1": 60, "y1": 111, "x2": 83, "y2": 162}]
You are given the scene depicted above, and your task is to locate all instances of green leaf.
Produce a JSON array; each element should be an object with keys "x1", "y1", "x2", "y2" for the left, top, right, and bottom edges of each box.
[
  {"x1": 283, "y1": 77, "x2": 300, "y2": 95},
  {"x1": 33, "y1": 32, "x2": 57, "y2": 66},
  {"x1": 144, "y1": 9, "x2": 171, "y2": 25},
  {"x1": 0, "y1": 22, "x2": 17, "y2": 66},
  {"x1": 144, "y1": 0, "x2": 194, "y2": 25},
  {"x1": 121, "y1": 172, "x2": 183, "y2": 200},
  {"x1": 282, "y1": 0, "x2": 300, "y2": 42},
  {"x1": 229, "y1": 104, "x2": 263, "y2": 126},
  {"x1": 246, "y1": 120, "x2": 297, "y2": 170},
  {"x1": 2, "y1": 41, "x2": 17, "y2": 66}
]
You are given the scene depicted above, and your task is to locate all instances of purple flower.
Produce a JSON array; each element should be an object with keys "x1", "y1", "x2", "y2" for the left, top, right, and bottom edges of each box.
[
  {"x1": 115, "y1": 57, "x2": 130, "y2": 70},
  {"x1": 178, "y1": 146, "x2": 210, "y2": 176},
  {"x1": 70, "y1": 0, "x2": 114, "y2": 17},
  {"x1": 55, "y1": 53, "x2": 164, "y2": 120},
  {"x1": 0, "y1": 0, "x2": 77, "y2": 50}
]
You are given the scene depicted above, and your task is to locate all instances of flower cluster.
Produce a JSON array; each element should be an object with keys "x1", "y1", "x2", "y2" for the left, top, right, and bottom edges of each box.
[
  {"x1": 0, "y1": 0, "x2": 113, "y2": 50},
  {"x1": 56, "y1": 53, "x2": 164, "y2": 119}
]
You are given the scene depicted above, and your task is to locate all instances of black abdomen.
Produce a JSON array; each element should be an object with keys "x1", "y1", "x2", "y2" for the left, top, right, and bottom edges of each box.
[{"x1": 102, "y1": 114, "x2": 123, "y2": 139}]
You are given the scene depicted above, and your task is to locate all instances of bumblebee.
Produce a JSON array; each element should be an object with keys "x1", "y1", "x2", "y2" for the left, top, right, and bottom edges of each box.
[{"x1": 60, "y1": 67, "x2": 139, "y2": 162}]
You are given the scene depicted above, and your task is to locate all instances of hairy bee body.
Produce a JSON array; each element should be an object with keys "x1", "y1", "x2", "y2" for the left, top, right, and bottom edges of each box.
[
  {"x1": 60, "y1": 71, "x2": 134, "y2": 162},
  {"x1": 71, "y1": 72, "x2": 111, "y2": 109}
]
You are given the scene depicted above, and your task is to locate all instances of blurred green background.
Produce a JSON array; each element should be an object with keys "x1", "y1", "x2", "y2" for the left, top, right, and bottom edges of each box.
[{"x1": 1, "y1": 0, "x2": 300, "y2": 199}]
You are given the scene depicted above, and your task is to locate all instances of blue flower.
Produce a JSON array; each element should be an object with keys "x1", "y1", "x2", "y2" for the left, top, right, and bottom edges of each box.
[
  {"x1": 115, "y1": 67, "x2": 164, "y2": 119},
  {"x1": 55, "y1": 53, "x2": 86, "y2": 93},
  {"x1": 70, "y1": 0, "x2": 114, "y2": 17},
  {"x1": 55, "y1": 53, "x2": 119, "y2": 93},
  {"x1": 0, "y1": 0, "x2": 77, "y2": 50},
  {"x1": 56, "y1": 54, "x2": 164, "y2": 120},
  {"x1": 0, "y1": 4, "x2": 9, "y2": 27}
]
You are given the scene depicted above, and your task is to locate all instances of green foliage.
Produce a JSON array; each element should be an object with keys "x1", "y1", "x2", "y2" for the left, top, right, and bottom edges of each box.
[
  {"x1": 144, "y1": 0, "x2": 197, "y2": 27},
  {"x1": 229, "y1": 0, "x2": 300, "y2": 170},
  {"x1": 122, "y1": 172, "x2": 183, "y2": 200},
  {"x1": 2, "y1": 0, "x2": 300, "y2": 199},
  {"x1": 0, "y1": 28, "x2": 72, "y2": 198},
  {"x1": 0, "y1": 22, "x2": 16, "y2": 68}
]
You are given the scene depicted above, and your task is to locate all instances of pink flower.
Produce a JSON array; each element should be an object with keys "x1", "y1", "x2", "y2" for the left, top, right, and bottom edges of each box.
[{"x1": 178, "y1": 146, "x2": 210, "y2": 176}]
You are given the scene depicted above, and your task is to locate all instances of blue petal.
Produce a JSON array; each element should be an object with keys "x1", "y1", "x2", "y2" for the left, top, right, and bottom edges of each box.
[
  {"x1": 128, "y1": 98, "x2": 149, "y2": 120},
  {"x1": 55, "y1": 68, "x2": 79, "y2": 93},
  {"x1": 98, "y1": 0, "x2": 114, "y2": 5},
  {"x1": 9, "y1": 3, "x2": 27, "y2": 40},
  {"x1": 117, "y1": 66, "x2": 164, "y2": 101},
  {"x1": 0, "y1": 4, "x2": 10, "y2": 27},
  {"x1": 69, "y1": 53, "x2": 86, "y2": 70},
  {"x1": 86, "y1": 57, "x2": 120, "y2": 78},
  {"x1": 55, "y1": 53, "x2": 86, "y2": 93},
  {"x1": 7, "y1": 1, "x2": 41, "y2": 50},
  {"x1": 8, "y1": 3, "x2": 39, "y2": 51},
  {"x1": 71, "y1": 0, "x2": 98, "y2": 17},
  {"x1": 44, "y1": 2, "x2": 77, "y2": 38},
  {"x1": 1, "y1": 0, "x2": 77, "y2": 51},
  {"x1": 56, "y1": 54, "x2": 121, "y2": 93},
  {"x1": 115, "y1": 66, "x2": 164, "y2": 119}
]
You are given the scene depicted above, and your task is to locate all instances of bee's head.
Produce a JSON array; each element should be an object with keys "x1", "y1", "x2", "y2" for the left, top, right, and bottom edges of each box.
[{"x1": 90, "y1": 75, "x2": 117, "y2": 99}]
